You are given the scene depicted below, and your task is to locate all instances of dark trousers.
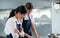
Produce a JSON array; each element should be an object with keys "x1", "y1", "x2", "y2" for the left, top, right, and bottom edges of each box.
[{"x1": 7, "y1": 34, "x2": 13, "y2": 38}]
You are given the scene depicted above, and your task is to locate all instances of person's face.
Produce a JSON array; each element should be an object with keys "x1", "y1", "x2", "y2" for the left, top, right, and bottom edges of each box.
[
  {"x1": 27, "y1": 9, "x2": 32, "y2": 14},
  {"x1": 16, "y1": 12, "x2": 26, "y2": 19}
]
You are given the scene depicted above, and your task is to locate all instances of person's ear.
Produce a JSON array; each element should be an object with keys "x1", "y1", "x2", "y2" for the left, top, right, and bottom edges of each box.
[{"x1": 14, "y1": 11, "x2": 16, "y2": 15}]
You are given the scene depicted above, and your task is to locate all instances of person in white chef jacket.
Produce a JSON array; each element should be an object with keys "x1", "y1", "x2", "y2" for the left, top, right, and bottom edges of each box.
[{"x1": 4, "y1": 5, "x2": 27, "y2": 38}]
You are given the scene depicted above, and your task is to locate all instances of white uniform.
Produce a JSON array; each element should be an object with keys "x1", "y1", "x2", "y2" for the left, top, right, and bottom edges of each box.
[
  {"x1": 4, "y1": 16, "x2": 23, "y2": 38},
  {"x1": 24, "y1": 11, "x2": 34, "y2": 23}
]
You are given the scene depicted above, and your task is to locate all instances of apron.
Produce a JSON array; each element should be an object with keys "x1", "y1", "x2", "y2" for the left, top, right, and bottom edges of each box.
[
  {"x1": 16, "y1": 22, "x2": 24, "y2": 38},
  {"x1": 22, "y1": 16, "x2": 32, "y2": 38}
]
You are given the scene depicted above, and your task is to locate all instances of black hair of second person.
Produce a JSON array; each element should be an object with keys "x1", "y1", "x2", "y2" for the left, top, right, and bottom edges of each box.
[
  {"x1": 8, "y1": 5, "x2": 27, "y2": 19},
  {"x1": 25, "y1": 2, "x2": 33, "y2": 10}
]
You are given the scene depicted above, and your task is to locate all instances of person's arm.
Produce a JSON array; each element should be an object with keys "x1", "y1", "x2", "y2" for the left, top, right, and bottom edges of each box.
[
  {"x1": 14, "y1": 28, "x2": 22, "y2": 35},
  {"x1": 14, "y1": 28, "x2": 32, "y2": 38},
  {"x1": 24, "y1": 32, "x2": 32, "y2": 38},
  {"x1": 31, "y1": 22, "x2": 40, "y2": 38}
]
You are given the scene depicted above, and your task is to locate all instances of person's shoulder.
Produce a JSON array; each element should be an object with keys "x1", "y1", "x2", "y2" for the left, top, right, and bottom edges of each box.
[
  {"x1": 8, "y1": 17, "x2": 13, "y2": 20},
  {"x1": 7, "y1": 17, "x2": 14, "y2": 22},
  {"x1": 24, "y1": 15, "x2": 29, "y2": 20},
  {"x1": 29, "y1": 14, "x2": 33, "y2": 19}
]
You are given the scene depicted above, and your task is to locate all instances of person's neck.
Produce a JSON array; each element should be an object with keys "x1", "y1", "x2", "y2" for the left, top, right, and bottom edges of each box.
[
  {"x1": 15, "y1": 15, "x2": 18, "y2": 20},
  {"x1": 28, "y1": 10, "x2": 32, "y2": 15}
]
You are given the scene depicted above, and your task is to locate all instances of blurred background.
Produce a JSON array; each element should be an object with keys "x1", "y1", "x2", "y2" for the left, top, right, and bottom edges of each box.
[{"x1": 0, "y1": 0, "x2": 60, "y2": 38}]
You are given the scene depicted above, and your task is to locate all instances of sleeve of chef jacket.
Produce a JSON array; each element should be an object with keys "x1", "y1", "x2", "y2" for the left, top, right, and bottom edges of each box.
[{"x1": 4, "y1": 18, "x2": 19, "y2": 38}]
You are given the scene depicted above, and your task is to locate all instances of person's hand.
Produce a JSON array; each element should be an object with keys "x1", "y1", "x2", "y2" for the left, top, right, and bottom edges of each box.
[
  {"x1": 19, "y1": 31, "x2": 24, "y2": 37},
  {"x1": 20, "y1": 27, "x2": 24, "y2": 32},
  {"x1": 28, "y1": 35, "x2": 32, "y2": 38},
  {"x1": 14, "y1": 28, "x2": 18, "y2": 33}
]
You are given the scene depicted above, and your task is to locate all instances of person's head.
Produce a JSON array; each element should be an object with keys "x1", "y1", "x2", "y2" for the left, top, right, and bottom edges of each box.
[
  {"x1": 8, "y1": 5, "x2": 27, "y2": 19},
  {"x1": 25, "y1": 2, "x2": 33, "y2": 13}
]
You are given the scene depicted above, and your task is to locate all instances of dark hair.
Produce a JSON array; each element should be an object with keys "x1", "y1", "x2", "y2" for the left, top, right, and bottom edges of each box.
[
  {"x1": 25, "y1": 2, "x2": 33, "y2": 10},
  {"x1": 8, "y1": 9, "x2": 16, "y2": 18},
  {"x1": 15, "y1": 5, "x2": 27, "y2": 14},
  {"x1": 8, "y1": 5, "x2": 27, "y2": 19}
]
